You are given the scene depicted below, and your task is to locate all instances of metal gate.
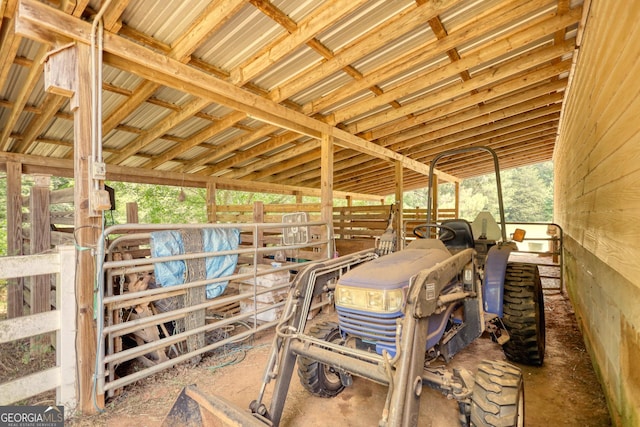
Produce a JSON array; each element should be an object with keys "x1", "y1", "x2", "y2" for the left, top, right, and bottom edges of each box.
[{"x1": 94, "y1": 220, "x2": 332, "y2": 397}]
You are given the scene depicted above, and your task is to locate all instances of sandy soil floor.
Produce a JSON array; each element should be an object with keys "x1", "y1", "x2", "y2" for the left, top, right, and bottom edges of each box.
[{"x1": 65, "y1": 291, "x2": 611, "y2": 427}]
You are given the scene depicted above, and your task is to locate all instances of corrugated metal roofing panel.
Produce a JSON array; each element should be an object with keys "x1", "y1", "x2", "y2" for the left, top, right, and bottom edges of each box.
[
  {"x1": 0, "y1": 0, "x2": 585, "y2": 196},
  {"x1": 192, "y1": 3, "x2": 285, "y2": 71},
  {"x1": 140, "y1": 137, "x2": 179, "y2": 156},
  {"x1": 467, "y1": 35, "x2": 556, "y2": 76},
  {"x1": 167, "y1": 116, "x2": 214, "y2": 139},
  {"x1": 351, "y1": 25, "x2": 436, "y2": 76},
  {"x1": 121, "y1": 103, "x2": 173, "y2": 129},
  {"x1": 203, "y1": 126, "x2": 246, "y2": 145},
  {"x1": 440, "y1": 0, "x2": 504, "y2": 32},
  {"x1": 103, "y1": 65, "x2": 143, "y2": 91},
  {"x1": 377, "y1": 54, "x2": 450, "y2": 92},
  {"x1": 455, "y1": 3, "x2": 559, "y2": 55},
  {"x1": 200, "y1": 103, "x2": 234, "y2": 119},
  {"x1": 289, "y1": 70, "x2": 354, "y2": 107},
  {"x1": 316, "y1": 0, "x2": 414, "y2": 51},
  {"x1": 152, "y1": 86, "x2": 196, "y2": 106},
  {"x1": 103, "y1": 129, "x2": 138, "y2": 151},
  {"x1": 178, "y1": 145, "x2": 210, "y2": 162},
  {"x1": 273, "y1": 0, "x2": 322, "y2": 21},
  {"x1": 119, "y1": 0, "x2": 213, "y2": 45},
  {"x1": 251, "y1": 45, "x2": 324, "y2": 91}
]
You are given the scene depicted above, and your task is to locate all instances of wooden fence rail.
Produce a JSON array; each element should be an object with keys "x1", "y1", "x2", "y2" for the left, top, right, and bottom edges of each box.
[{"x1": 0, "y1": 246, "x2": 77, "y2": 413}]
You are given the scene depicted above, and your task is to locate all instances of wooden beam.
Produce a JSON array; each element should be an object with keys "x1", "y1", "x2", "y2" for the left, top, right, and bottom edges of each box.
[
  {"x1": 72, "y1": 42, "x2": 102, "y2": 413},
  {"x1": 271, "y1": 0, "x2": 464, "y2": 102},
  {"x1": 0, "y1": 44, "x2": 49, "y2": 149},
  {"x1": 307, "y1": 2, "x2": 578, "y2": 116},
  {"x1": 370, "y1": 70, "x2": 569, "y2": 143},
  {"x1": 346, "y1": 40, "x2": 576, "y2": 135},
  {"x1": 100, "y1": 0, "x2": 246, "y2": 145},
  {"x1": 0, "y1": 17, "x2": 23, "y2": 151},
  {"x1": 6, "y1": 161, "x2": 23, "y2": 318},
  {"x1": 221, "y1": 140, "x2": 322, "y2": 180},
  {"x1": 385, "y1": 90, "x2": 565, "y2": 151},
  {"x1": 230, "y1": 0, "x2": 367, "y2": 85},
  {"x1": 320, "y1": 133, "x2": 334, "y2": 255},
  {"x1": 148, "y1": 111, "x2": 249, "y2": 171},
  {"x1": 15, "y1": 0, "x2": 456, "y2": 182},
  {"x1": 0, "y1": 151, "x2": 384, "y2": 200},
  {"x1": 331, "y1": 10, "x2": 580, "y2": 126},
  {"x1": 193, "y1": 127, "x2": 294, "y2": 174},
  {"x1": 107, "y1": 97, "x2": 210, "y2": 165},
  {"x1": 12, "y1": 92, "x2": 67, "y2": 154}
]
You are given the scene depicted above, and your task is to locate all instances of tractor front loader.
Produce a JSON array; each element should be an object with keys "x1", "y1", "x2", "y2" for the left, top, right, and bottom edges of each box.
[{"x1": 164, "y1": 146, "x2": 545, "y2": 427}]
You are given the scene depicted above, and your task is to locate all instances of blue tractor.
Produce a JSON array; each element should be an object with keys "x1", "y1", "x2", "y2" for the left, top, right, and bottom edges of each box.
[{"x1": 164, "y1": 146, "x2": 545, "y2": 427}]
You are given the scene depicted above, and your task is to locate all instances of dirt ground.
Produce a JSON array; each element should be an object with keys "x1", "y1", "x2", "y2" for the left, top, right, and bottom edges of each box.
[{"x1": 65, "y1": 292, "x2": 611, "y2": 427}]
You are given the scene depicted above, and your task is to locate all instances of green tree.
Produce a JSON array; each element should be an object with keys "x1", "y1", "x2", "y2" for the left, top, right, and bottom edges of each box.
[{"x1": 402, "y1": 161, "x2": 554, "y2": 223}]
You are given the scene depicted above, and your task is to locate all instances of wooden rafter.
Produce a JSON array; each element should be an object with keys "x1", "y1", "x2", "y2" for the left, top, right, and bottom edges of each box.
[{"x1": 0, "y1": 0, "x2": 586, "y2": 197}]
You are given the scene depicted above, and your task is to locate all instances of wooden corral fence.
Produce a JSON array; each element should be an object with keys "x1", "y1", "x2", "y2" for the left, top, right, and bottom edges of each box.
[
  {"x1": 402, "y1": 207, "x2": 457, "y2": 241},
  {"x1": 0, "y1": 246, "x2": 77, "y2": 411},
  {"x1": 7, "y1": 176, "x2": 75, "y2": 319},
  {"x1": 214, "y1": 202, "x2": 401, "y2": 255}
]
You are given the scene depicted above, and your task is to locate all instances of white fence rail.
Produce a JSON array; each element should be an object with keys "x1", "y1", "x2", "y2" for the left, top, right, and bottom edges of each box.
[{"x1": 0, "y1": 246, "x2": 77, "y2": 412}]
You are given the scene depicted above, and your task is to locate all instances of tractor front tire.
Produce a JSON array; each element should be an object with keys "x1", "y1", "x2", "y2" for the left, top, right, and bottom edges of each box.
[
  {"x1": 297, "y1": 322, "x2": 346, "y2": 397},
  {"x1": 470, "y1": 360, "x2": 524, "y2": 427},
  {"x1": 502, "y1": 262, "x2": 546, "y2": 366}
]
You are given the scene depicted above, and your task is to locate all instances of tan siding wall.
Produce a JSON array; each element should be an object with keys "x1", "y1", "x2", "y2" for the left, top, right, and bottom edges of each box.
[{"x1": 554, "y1": 1, "x2": 640, "y2": 425}]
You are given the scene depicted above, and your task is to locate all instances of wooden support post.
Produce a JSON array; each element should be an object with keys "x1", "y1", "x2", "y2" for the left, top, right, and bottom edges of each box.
[
  {"x1": 6, "y1": 161, "x2": 23, "y2": 318},
  {"x1": 71, "y1": 42, "x2": 102, "y2": 414},
  {"x1": 29, "y1": 174, "x2": 51, "y2": 315},
  {"x1": 395, "y1": 161, "x2": 404, "y2": 249},
  {"x1": 454, "y1": 181, "x2": 460, "y2": 219},
  {"x1": 320, "y1": 133, "x2": 334, "y2": 257},
  {"x1": 253, "y1": 201, "x2": 264, "y2": 248},
  {"x1": 126, "y1": 202, "x2": 138, "y2": 223},
  {"x1": 206, "y1": 180, "x2": 217, "y2": 223}
]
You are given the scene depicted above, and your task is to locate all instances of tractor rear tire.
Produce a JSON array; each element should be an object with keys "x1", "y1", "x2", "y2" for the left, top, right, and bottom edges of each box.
[
  {"x1": 470, "y1": 360, "x2": 524, "y2": 427},
  {"x1": 297, "y1": 322, "x2": 346, "y2": 397},
  {"x1": 502, "y1": 262, "x2": 546, "y2": 366}
]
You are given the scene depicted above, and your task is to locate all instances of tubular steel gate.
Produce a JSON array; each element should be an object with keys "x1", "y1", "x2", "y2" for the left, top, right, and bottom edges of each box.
[{"x1": 95, "y1": 220, "x2": 332, "y2": 397}]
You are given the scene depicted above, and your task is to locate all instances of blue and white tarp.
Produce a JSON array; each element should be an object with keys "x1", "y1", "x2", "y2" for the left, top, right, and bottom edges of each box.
[{"x1": 150, "y1": 228, "x2": 240, "y2": 299}]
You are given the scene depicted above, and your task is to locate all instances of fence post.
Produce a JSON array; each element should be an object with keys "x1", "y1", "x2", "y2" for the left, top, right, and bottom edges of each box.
[
  {"x1": 56, "y1": 245, "x2": 77, "y2": 412},
  {"x1": 30, "y1": 175, "x2": 52, "y2": 352}
]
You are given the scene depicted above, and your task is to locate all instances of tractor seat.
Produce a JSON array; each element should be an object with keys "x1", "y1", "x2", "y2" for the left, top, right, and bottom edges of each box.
[{"x1": 440, "y1": 219, "x2": 475, "y2": 251}]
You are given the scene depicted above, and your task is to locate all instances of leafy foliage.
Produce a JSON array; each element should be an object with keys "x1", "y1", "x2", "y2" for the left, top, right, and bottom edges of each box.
[
  {"x1": 403, "y1": 161, "x2": 554, "y2": 222},
  {"x1": 0, "y1": 161, "x2": 553, "y2": 256}
]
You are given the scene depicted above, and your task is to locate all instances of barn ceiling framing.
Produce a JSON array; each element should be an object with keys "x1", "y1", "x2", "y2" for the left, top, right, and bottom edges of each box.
[{"x1": 0, "y1": 0, "x2": 583, "y2": 197}]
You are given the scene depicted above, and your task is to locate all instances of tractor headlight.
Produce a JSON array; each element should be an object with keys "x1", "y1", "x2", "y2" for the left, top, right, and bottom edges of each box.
[{"x1": 336, "y1": 285, "x2": 405, "y2": 313}]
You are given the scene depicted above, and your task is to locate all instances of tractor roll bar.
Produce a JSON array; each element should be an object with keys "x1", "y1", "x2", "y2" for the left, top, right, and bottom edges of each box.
[{"x1": 426, "y1": 146, "x2": 507, "y2": 242}]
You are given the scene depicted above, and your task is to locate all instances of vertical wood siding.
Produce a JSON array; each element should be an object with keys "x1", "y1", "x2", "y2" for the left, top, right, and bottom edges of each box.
[{"x1": 555, "y1": 1, "x2": 640, "y2": 425}]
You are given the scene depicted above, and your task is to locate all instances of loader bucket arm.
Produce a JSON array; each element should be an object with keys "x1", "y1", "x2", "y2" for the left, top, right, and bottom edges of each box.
[
  {"x1": 162, "y1": 250, "x2": 377, "y2": 427},
  {"x1": 383, "y1": 248, "x2": 475, "y2": 426}
]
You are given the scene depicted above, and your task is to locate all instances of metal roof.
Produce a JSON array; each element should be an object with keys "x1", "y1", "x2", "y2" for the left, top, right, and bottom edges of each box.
[{"x1": 0, "y1": 0, "x2": 584, "y2": 197}]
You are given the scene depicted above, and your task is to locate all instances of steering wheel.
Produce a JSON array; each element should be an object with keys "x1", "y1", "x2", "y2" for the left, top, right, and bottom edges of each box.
[{"x1": 412, "y1": 223, "x2": 457, "y2": 242}]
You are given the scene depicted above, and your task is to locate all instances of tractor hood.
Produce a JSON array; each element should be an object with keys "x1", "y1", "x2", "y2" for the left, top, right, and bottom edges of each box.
[{"x1": 338, "y1": 242, "x2": 451, "y2": 290}]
